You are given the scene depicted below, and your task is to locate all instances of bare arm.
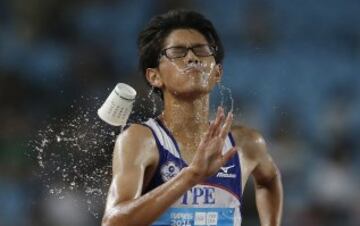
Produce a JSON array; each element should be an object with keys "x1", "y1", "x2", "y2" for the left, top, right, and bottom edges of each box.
[
  {"x1": 249, "y1": 132, "x2": 283, "y2": 226},
  {"x1": 233, "y1": 127, "x2": 283, "y2": 226},
  {"x1": 102, "y1": 107, "x2": 236, "y2": 226}
]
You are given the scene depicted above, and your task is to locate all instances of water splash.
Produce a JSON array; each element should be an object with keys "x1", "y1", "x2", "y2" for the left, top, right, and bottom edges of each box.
[
  {"x1": 217, "y1": 83, "x2": 234, "y2": 114},
  {"x1": 28, "y1": 96, "x2": 120, "y2": 218},
  {"x1": 147, "y1": 87, "x2": 157, "y2": 116},
  {"x1": 168, "y1": 59, "x2": 216, "y2": 89}
]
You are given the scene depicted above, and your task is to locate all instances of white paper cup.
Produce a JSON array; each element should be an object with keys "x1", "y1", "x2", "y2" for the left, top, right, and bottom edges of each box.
[{"x1": 97, "y1": 83, "x2": 137, "y2": 126}]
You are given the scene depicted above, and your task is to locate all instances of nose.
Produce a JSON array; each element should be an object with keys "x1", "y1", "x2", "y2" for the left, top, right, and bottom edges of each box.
[{"x1": 185, "y1": 49, "x2": 200, "y2": 64}]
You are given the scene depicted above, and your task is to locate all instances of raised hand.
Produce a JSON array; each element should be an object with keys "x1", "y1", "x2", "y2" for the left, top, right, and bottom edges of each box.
[{"x1": 188, "y1": 107, "x2": 237, "y2": 183}]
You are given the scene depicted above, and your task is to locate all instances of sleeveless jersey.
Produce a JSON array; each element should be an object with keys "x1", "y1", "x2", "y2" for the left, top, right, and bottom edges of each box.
[{"x1": 142, "y1": 118, "x2": 242, "y2": 226}]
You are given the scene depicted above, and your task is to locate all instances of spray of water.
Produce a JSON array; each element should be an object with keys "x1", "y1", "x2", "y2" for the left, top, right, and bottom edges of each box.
[
  {"x1": 28, "y1": 96, "x2": 120, "y2": 218},
  {"x1": 168, "y1": 59, "x2": 216, "y2": 88},
  {"x1": 217, "y1": 83, "x2": 234, "y2": 114},
  {"x1": 147, "y1": 86, "x2": 158, "y2": 116}
]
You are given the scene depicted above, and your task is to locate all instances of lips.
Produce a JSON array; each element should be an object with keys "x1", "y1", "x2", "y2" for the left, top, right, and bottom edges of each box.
[{"x1": 183, "y1": 64, "x2": 205, "y2": 73}]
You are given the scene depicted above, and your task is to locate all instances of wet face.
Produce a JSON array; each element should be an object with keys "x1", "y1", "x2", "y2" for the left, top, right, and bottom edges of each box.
[{"x1": 146, "y1": 29, "x2": 222, "y2": 99}]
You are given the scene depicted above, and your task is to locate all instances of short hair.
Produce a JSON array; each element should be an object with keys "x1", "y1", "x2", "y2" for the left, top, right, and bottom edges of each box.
[{"x1": 137, "y1": 9, "x2": 224, "y2": 95}]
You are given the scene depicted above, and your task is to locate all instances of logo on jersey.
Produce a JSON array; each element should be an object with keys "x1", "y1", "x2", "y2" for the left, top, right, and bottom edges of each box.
[
  {"x1": 217, "y1": 164, "x2": 236, "y2": 178},
  {"x1": 161, "y1": 161, "x2": 180, "y2": 181}
]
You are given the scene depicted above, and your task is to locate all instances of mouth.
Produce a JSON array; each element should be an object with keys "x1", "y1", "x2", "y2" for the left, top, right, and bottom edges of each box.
[{"x1": 182, "y1": 64, "x2": 205, "y2": 73}]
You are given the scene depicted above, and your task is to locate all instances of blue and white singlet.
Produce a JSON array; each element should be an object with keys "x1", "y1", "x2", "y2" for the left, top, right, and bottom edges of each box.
[{"x1": 142, "y1": 118, "x2": 242, "y2": 226}]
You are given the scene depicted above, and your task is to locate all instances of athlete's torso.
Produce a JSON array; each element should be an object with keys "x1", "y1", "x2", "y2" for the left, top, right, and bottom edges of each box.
[{"x1": 142, "y1": 118, "x2": 242, "y2": 226}]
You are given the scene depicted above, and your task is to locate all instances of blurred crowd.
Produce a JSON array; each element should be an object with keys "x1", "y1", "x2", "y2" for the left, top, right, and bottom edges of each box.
[{"x1": 0, "y1": 0, "x2": 359, "y2": 225}]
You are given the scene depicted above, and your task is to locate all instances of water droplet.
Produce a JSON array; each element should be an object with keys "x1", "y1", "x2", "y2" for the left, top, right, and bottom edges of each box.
[{"x1": 30, "y1": 95, "x2": 121, "y2": 217}]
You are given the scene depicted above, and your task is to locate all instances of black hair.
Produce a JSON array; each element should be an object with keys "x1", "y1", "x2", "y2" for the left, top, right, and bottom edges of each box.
[{"x1": 137, "y1": 9, "x2": 224, "y2": 96}]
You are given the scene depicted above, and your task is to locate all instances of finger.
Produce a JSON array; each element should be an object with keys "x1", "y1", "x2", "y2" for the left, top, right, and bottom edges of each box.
[
  {"x1": 219, "y1": 112, "x2": 233, "y2": 139},
  {"x1": 222, "y1": 147, "x2": 237, "y2": 165},
  {"x1": 213, "y1": 108, "x2": 225, "y2": 137},
  {"x1": 206, "y1": 106, "x2": 222, "y2": 139},
  {"x1": 210, "y1": 107, "x2": 224, "y2": 137},
  {"x1": 204, "y1": 120, "x2": 215, "y2": 141},
  {"x1": 214, "y1": 107, "x2": 223, "y2": 126}
]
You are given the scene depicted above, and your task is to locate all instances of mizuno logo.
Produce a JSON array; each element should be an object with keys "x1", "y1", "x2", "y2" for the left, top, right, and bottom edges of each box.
[
  {"x1": 220, "y1": 165, "x2": 235, "y2": 173},
  {"x1": 217, "y1": 164, "x2": 236, "y2": 178}
]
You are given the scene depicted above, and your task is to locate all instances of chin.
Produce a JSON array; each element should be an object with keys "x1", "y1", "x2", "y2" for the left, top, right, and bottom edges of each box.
[{"x1": 172, "y1": 86, "x2": 212, "y2": 99}]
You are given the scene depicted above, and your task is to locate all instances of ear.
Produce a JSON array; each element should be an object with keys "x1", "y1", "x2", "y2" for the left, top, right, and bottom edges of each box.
[
  {"x1": 214, "y1": 64, "x2": 223, "y2": 83},
  {"x1": 145, "y1": 68, "x2": 163, "y2": 88}
]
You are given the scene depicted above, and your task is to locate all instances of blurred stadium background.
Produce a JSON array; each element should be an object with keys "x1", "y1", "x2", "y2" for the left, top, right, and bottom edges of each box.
[{"x1": 0, "y1": 0, "x2": 359, "y2": 225}]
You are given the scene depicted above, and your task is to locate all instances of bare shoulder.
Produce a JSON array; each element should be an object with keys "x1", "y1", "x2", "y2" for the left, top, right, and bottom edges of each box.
[
  {"x1": 105, "y1": 123, "x2": 159, "y2": 213},
  {"x1": 231, "y1": 124, "x2": 280, "y2": 185},
  {"x1": 115, "y1": 123, "x2": 155, "y2": 146},
  {"x1": 113, "y1": 123, "x2": 158, "y2": 171},
  {"x1": 231, "y1": 124, "x2": 267, "y2": 161}
]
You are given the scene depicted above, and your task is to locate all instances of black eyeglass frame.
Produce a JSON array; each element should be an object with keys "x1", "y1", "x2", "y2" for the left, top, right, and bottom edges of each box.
[{"x1": 159, "y1": 44, "x2": 217, "y2": 60}]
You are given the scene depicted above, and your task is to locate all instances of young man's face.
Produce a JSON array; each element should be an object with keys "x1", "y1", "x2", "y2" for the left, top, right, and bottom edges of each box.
[{"x1": 153, "y1": 28, "x2": 222, "y2": 99}]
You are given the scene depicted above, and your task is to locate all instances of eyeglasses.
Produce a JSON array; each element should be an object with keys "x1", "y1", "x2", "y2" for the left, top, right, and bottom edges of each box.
[{"x1": 159, "y1": 44, "x2": 216, "y2": 60}]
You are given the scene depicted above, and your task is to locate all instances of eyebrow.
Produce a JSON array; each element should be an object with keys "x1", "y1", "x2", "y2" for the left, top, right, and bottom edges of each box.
[{"x1": 163, "y1": 43, "x2": 209, "y2": 49}]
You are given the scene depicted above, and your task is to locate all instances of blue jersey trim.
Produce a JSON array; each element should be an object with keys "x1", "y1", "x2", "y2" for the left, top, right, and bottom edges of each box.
[
  {"x1": 139, "y1": 123, "x2": 163, "y2": 155},
  {"x1": 228, "y1": 131, "x2": 243, "y2": 216},
  {"x1": 138, "y1": 122, "x2": 166, "y2": 193},
  {"x1": 228, "y1": 132, "x2": 236, "y2": 146},
  {"x1": 155, "y1": 118, "x2": 183, "y2": 160}
]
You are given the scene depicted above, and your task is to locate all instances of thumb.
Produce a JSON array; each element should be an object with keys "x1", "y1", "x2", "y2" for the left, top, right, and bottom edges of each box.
[{"x1": 222, "y1": 147, "x2": 237, "y2": 165}]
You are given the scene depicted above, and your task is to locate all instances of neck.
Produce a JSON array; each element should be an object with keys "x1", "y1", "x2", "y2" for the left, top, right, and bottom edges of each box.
[{"x1": 161, "y1": 93, "x2": 210, "y2": 136}]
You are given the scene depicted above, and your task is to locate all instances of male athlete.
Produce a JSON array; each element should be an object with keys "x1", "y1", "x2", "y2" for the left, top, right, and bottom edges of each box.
[{"x1": 102, "y1": 9, "x2": 283, "y2": 226}]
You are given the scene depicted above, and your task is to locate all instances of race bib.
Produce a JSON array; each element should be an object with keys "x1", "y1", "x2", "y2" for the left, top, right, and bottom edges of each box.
[{"x1": 153, "y1": 207, "x2": 235, "y2": 226}]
